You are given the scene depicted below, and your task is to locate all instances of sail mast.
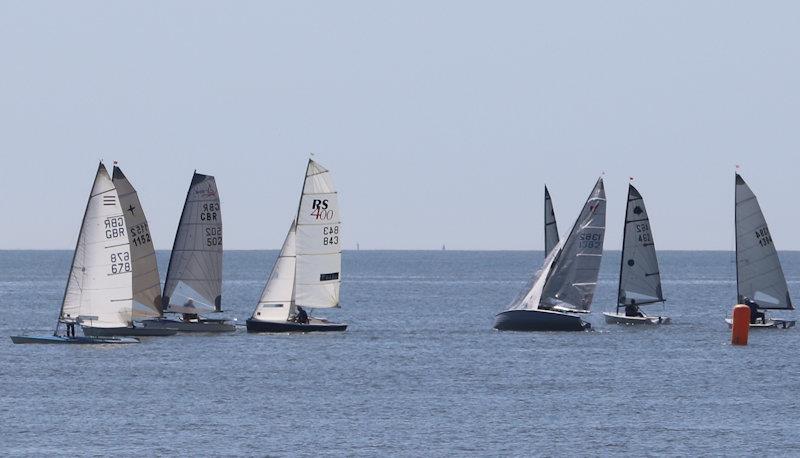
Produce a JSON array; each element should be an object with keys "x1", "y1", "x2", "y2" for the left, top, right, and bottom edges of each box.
[
  {"x1": 734, "y1": 173, "x2": 741, "y2": 303},
  {"x1": 616, "y1": 184, "x2": 633, "y2": 314}
]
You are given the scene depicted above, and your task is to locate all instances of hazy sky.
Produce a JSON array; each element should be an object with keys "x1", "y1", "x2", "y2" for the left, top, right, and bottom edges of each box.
[{"x1": 2, "y1": 1, "x2": 799, "y2": 250}]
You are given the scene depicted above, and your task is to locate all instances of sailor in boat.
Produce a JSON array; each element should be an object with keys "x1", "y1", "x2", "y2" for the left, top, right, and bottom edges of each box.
[
  {"x1": 65, "y1": 315, "x2": 76, "y2": 338},
  {"x1": 743, "y1": 297, "x2": 766, "y2": 324},
  {"x1": 295, "y1": 306, "x2": 309, "y2": 324},
  {"x1": 180, "y1": 299, "x2": 199, "y2": 323},
  {"x1": 625, "y1": 302, "x2": 645, "y2": 318}
]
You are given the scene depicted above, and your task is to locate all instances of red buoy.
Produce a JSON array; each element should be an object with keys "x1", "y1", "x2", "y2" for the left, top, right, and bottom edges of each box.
[{"x1": 731, "y1": 304, "x2": 750, "y2": 346}]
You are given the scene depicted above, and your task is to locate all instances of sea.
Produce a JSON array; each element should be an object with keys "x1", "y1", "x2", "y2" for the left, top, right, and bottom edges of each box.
[{"x1": 1, "y1": 250, "x2": 799, "y2": 456}]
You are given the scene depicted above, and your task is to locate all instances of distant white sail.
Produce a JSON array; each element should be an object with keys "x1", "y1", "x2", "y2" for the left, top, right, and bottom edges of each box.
[
  {"x1": 112, "y1": 166, "x2": 162, "y2": 319},
  {"x1": 510, "y1": 178, "x2": 606, "y2": 312},
  {"x1": 163, "y1": 172, "x2": 223, "y2": 313},
  {"x1": 735, "y1": 174, "x2": 793, "y2": 310},
  {"x1": 618, "y1": 184, "x2": 664, "y2": 306},
  {"x1": 294, "y1": 160, "x2": 341, "y2": 308},
  {"x1": 544, "y1": 186, "x2": 559, "y2": 256},
  {"x1": 251, "y1": 221, "x2": 297, "y2": 322},
  {"x1": 61, "y1": 163, "x2": 134, "y2": 328}
]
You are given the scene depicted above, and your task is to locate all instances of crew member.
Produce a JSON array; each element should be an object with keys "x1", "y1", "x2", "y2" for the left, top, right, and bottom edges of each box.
[
  {"x1": 743, "y1": 297, "x2": 766, "y2": 324},
  {"x1": 296, "y1": 306, "x2": 309, "y2": 324},
  {"x1": 625, "y1": 303, "x2": 644, "y2": 318}
]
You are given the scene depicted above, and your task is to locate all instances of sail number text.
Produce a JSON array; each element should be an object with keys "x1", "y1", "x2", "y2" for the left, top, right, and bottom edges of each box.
[
  {"x1": 104, "y1": 217, "x2": 126, "y2": 239},
  {"x1": 206, "y1": 227, "x2": 222, "y2": 247},
  {"x1": 109, "y1": 251, "x2": 131, "y2": 275},
  {"x1": 323, "y1": 225, "x2": 340, "y2": 246},
  {"x1": 200, "y1": 203, "x2": 219, "y2": 221},
  {"x1": 755, "y1": 227, "x2": 772, "y2": 247},
  {"x1": 635, "y1": 223, "x2": 652, "y2": 243},
  {"x1": 578, "y1": 232, "x2": 602, "y2": 248},
  {"x1": 130, "y1": 222, "x2": 152, "y2": 247}
]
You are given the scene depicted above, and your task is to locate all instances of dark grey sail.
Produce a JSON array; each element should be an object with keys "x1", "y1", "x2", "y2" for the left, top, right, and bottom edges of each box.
[{"x1": 544, "y1": 186, "x2": 559, "y2": 257}]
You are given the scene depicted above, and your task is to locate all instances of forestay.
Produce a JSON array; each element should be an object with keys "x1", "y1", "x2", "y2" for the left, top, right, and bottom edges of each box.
[
  {"x1": 61, "y1": 163, "x2": 134, "y2": 328},
  {"x1": 112, "y1": 166, "x2": 162, "y2": 319},
  {"x1": 294, "y1": 160, "x2": 341, "y2": 308},
  {"x1": 618, "y1": 184, "x2": 664, "y2": 306},
  {"x1": 735, "y1": 174, "x2": 793, "y2": 310},
  {"x1": 163, "y1": 173, "x2": 223, "y2": 313},
  {"x1": 251, "y1": 222, "x2": 297, "y2": 322},
  {"x1": 544, "y1": 186, "x2": 559, "y2": 256}
]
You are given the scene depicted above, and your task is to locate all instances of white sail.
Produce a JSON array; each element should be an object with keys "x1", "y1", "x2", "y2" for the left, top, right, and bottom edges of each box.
[
  {"x1": 618, "y1": 184, "x2": 664, "y2": 306},
  {"x1": 163, "y1": 172, "x2": 223, "y2": 314},
  {"x1": 294, "y1": 160, "x2": 341, "y2": 308},
  {"x1": 544, "y1": 186, "x2": 559, "y2": 256},
  {"x1": 540, "y1": 178, "x2": 606, "y2": 312},
  {"x1": 510, "y1": 238, "x2": 565, "y2": 311},
  {"x1": 61, "y1": 163, "x2": 134, "y2": 328},
  {"x1": 251, "y1": 222, "x2": 297, "y2": 322},
  {"x1": 735, "y1": 174, "x2": 793, "y2": 310},
  {"x1": 112, "y1": 166, "x2": 162, "y2": 319}
]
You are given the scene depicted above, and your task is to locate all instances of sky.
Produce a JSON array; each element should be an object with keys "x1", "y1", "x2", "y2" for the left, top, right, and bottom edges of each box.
[{"x1": 1, "y1": 1, "x2": 799, "y2": 250}]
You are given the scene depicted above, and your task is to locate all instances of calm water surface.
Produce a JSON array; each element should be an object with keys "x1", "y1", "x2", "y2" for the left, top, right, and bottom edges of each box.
[{"x1": 1, "y1": 250, "x2": 799, "y2": 456}]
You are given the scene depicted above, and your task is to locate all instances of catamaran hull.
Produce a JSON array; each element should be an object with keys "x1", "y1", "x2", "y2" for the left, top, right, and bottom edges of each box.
[
  {"x1": 245, "y1": 318, "x2": 347, "y2": 333},
  {"x1": 139, "y1": 318, "x2": 236, "y2": 333},
  {"x1": 494, "y1": 309, "x2": 590, "y2": 332},
  {"x1": 10, "y1": 335, "x2": 140, "y2": 344},
  {"x1": 724, "y1": 318, "x2": 796, "y2": 329},
  {"x1": 81, "y1": 326, "x2": 177, "y2": 337},
  {"x1": 603, "y1": 312, "x2": 671, "y2": 325}
]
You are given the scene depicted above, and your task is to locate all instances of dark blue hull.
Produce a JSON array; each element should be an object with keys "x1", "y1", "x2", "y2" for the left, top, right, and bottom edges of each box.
[
  {"x1": 10, "y1": 335, "x2": 140, "y2": 344},
  {"x1": 246, "y1": 318, "x2": 347, "y2": 333},
  {"x1": 494, "y1": 309, "x2": 590, "y2": 332}
]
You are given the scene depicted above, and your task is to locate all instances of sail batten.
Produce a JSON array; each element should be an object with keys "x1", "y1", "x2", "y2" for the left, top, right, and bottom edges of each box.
[
  {"x1": 617, "y1": 184, "x2": 664, "y2": 307},
  {"x1": 735, "y1": 173, "x2": 793, "y2": 310}
]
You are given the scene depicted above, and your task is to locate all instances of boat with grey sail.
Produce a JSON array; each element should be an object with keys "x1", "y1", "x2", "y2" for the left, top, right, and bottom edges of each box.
[
  {"x1": 247, "y1": 159, "x2": 346, "y2": 332},
  {"x1": 544, "y1": 185, "x2": 559, "y2": 257},
  {"x1": 11, "y1": 162, "x2": 142, "y2": 344},
  {"x1": 140, "y1": 172, "x2": 235, "y2": 332},
  {"x1": 603, "y1": 183, "x2": 670, "y2": 325},
  {"x1": 724, "y1": 173, "x2": 795, "y2": 329},
  {"x1": 494, "y1": 178, "x2": 606, "y2": 331}
]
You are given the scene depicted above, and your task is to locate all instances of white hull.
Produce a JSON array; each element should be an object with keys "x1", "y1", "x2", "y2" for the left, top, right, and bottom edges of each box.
[
  {"x1": 603, "y1": 312, "x2": 670, "y2": 325},
  {"x1": 724, "y1": 318, "x2": 795, "y2": 329}
]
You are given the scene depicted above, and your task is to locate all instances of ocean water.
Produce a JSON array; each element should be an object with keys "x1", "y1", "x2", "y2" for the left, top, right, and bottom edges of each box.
[{"x1": 1, "y1": 250, "x2": 799, "y2": 456}]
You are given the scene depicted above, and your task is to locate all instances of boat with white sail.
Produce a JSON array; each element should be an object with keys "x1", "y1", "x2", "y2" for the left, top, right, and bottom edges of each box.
[
  {"x1": 11, "y1": 163, "x2": 144, "y2": 344},
  {"x1": 725, "y1": 173, "x2": 795, "y2": 329},
  {"x1": 140, "y1": 172, "x2": 235, "y2": 332},
  {"x1": 494, "y1": 178, "x2": 606, "y2": 331},
  {"x1": 603, "y1": 183, "x2": 670, "y2": 325},
  {"x1": 246, "y1": 159, "x2": 346, "y2": 332}
]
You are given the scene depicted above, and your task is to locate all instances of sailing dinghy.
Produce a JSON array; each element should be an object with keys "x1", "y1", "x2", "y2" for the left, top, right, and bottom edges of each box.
[
  {"x1": 603, "y1": 184, "x2": 670, "y2": 325},
  {"x1": 247, "y1": 159, "x2": 346, "y2": 332},
  {"x1": 140, "y1": 172, "x2": 235, "y2": 332},
  {"x1": 11, "y1": 163, "x2": 142, "y2": 344},
  {"x1": 544, "y1": 186, "x2": 559, "y2": 257},
  {"x1": 725, "y1": 173, "x2": 795, "y2": 329},
  {"x1": 494, "y1": 178, "x2": 606, "y2": 331}
]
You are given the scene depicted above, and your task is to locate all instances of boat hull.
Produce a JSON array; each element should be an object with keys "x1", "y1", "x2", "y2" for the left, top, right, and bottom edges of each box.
[
  {"x1": 603, "y1": 312, "x2": 671, "y2": 325},
  {"x1": 724, "y1": 318, "x2": 796, "y2": 329},
  {"x1": 494, "y1": 309, "x2": 590, "y2": 331},
  {"x1": 139, "y1": 318, "x2": 236, "y2": 333},
  {"x1": 246, "y1": 318, "x2": 347, "y2": 333},
  {"x1": 81, "y1": 326, "x2": 177, "y2": 337},
  {"x1": 10, "y1": 335, "x2": 140, "y2": 344}
]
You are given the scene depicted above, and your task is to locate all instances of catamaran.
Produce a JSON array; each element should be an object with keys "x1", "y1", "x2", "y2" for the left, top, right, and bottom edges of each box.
[
  {"x1": 544, "y1": 185, "x2": 559, "y2": 257},
  {"x1": 725, "y1": 173, "x2": 795, "y2": 329},
  {"x1": 11, "y1": 163, "x2": 143, "y2": 344},
  {"x1": 246, "y1": 159, "x2": 346, "y2": 332},
  {"x1": 603, "y1": 183, "x2": 670, "y2": 325},
  {"x1": 494, "y1": 178, "x2": 606, "y2": 331},
  {"x1": 140, "y1": 172, "x2": 235, "y2": 332}
]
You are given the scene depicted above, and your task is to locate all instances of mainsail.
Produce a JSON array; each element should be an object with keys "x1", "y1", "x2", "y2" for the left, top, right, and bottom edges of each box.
[
  {"x1": 735, "y1": 174, "x2": 793, "y2": 310},
  {"x1": 251, "y1": 222, "x2": 297, "y2": 322},
  {"x1": 294, "y1": 160, "x2": 341, "y2": 308},
  {"x1": 544, "y1": 186, "x2": 559, "y2": 256},
  {"x1": 617, "y1": 184, "x2": 664, "y2": 307},
  {"x1": 510, "y1": 178, "x2": 606, "y2": 312},
  {"x1": 60, "y1": 163, "x2": 134, "y2": 328},
  {"x1": 112, "y1": 166, "x2": 162, "y2": 319},
  {"x1": 163, "y1": 172, "x2": 223, "y2": 313}
]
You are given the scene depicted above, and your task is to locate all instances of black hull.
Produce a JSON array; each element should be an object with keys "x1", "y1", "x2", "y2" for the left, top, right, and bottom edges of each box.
[
  {"x1": 494, "y1": 309, "x2": 590, "y2": 332},
  {"x1": 82, "y1": 326, "x2": 177, "y2": 337},
  {"x1": 246, "y1": 318, "x2": 347, "y2": 333},
  {"x1": 10, "y1": 335, "x2": 140, "y2": 344}
]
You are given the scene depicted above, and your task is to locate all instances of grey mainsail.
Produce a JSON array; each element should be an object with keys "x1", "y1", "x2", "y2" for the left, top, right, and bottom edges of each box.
[
  {"x1": 163, "y1": 172, "x2": 223, "y2": 313},
  {"x1": 617, "y1": 184, "x2": 664, "y2": 308},
  {"x1": 544, "y1": 186, "x2": 559, "y2": 256},
  {"x1": 735, "y1": 174, "x2": 792, "y2": 310},
  {"x1": 112, "y1": 166, "x2": 162, "y2": 319}
]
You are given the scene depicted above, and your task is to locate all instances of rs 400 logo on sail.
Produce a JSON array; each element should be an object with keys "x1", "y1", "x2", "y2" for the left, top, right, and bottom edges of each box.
[{"x1": 310, "y1": 199, "x2": 335, "y2": 221}]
